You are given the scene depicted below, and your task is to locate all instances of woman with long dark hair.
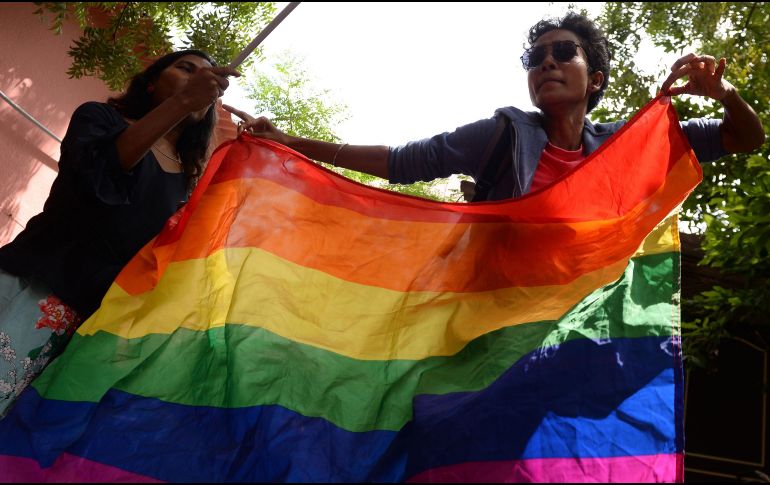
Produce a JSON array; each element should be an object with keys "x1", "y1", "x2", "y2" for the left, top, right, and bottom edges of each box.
[{"x1": 0, "y1": 49, "x2": 239, "y2": 414}]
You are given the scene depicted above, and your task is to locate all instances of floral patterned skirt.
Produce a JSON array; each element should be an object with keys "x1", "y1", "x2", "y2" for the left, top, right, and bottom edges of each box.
[{"x1": 0, "y1": 269, "x2": 82, "y2": 417}]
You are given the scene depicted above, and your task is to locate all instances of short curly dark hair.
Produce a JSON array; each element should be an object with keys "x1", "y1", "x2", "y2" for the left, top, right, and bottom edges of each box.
[{"x1": 527, "y1": 12, "x2": 611, "y2": 113}]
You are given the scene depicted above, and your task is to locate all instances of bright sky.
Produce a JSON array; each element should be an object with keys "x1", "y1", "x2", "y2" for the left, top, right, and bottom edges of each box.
[{"x1": 221, "y1": 2, "x2": 678, "y2": 148}]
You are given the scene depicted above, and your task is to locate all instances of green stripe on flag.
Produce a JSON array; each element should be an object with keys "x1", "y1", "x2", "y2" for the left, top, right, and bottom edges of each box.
[{"x1": 34, "y1": 252, "x2": 679, "y2": 432}]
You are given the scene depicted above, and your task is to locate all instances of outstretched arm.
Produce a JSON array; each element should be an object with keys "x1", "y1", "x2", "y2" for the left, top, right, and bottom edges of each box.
[
  {"x1": 660, "y1": 53, "x2": 765, "y2": 154},
  {"x1": 222, "y1": 104, "x2": 390, "y2": 179}
]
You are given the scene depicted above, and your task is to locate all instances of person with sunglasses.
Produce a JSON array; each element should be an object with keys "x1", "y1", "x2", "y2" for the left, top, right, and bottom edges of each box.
[{"x1": 224, "y1": 12, "x2": 763, "y2": 201}]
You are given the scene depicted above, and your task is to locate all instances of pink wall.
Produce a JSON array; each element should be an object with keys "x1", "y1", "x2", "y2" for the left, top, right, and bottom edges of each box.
[
  {"x1": 0, "y1": 3, "x2": 238, "y2": 246},
  {"x1": 0, "y1": 3, "x2": 114, "y2": 245}
]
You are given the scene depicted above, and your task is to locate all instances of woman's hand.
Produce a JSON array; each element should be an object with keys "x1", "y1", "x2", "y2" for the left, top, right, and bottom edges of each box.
[
  {"x1": 176, "y1": 67, "x2": 241, "y2": 113},
  {"x1": 222, "y1": 104, "x2": 291, "y2": 145},
  {"x1": 660, "y1": 53, "x2": 735, "y2": 101}
]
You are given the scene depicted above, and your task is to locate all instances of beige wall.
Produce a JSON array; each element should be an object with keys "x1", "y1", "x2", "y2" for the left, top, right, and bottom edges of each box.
[{"x1": 0, "y1": 3, "x2": 238, "y2": 246}]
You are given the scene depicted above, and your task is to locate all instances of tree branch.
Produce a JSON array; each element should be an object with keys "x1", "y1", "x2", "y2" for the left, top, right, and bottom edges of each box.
[
  {"x1": 742, "y1": 2, "x2": 758, "y2": 33},
  {"x1": 112, "y1": 3, "x2": 130, "y2": 43}
]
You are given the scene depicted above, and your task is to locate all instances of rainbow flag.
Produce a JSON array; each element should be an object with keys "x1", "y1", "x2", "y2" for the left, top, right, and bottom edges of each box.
[{"x1": 0, "y1": 96, "x2": 700, "y2": 482}]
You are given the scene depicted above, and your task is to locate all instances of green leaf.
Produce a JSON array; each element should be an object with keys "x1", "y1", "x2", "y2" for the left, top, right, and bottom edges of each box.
[{"x1": 34, "y1": 2, "x2": 277, "y2": 90}]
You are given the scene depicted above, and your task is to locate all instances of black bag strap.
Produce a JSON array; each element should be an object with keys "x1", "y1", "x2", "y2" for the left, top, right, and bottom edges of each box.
[{"x1": 471, "y1": 114, "x2": 515, "y2": 202}]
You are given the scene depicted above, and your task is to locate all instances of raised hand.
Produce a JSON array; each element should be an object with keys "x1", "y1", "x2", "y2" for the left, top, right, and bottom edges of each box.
[
  {"x1": 176, "y1": 67, "x2": 241, "y2": 112},
  {"x1": 660, "y1": 53, "x2": 735, "y2": 101}
]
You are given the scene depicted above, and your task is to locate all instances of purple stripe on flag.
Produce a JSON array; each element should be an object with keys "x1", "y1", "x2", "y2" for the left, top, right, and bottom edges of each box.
[
  {"x1": 0, "y1": 453, "x2": 162, "y2": 482},
  {"x1": 407, "y1": 453, "x2": 681, "y2": 483}
]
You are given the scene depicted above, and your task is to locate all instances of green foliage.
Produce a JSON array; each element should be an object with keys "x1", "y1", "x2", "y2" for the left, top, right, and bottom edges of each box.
[
  {"x1": 597, "y1": 2, "x2": 770, "y2": 369},
  {"x1": 245, "y1": 53, "x2": 347, "y2": 144},
  {"x1": 33, "y1": 2, "x2": 276, "y2": 91},
  {"x1": 591, "y1": 4, "x2": 658, "y2": 121},
  {"x1": 382, "y1": 180, "x2": 467, "y2": 202},
  {"x1": 243, "y1": 53, "x2": 454, "y2": 202}
]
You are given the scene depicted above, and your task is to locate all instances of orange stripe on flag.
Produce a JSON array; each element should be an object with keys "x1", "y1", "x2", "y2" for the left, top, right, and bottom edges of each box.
[{"x1": 116, "y1": 154, "x2": 698, "y2": 296}]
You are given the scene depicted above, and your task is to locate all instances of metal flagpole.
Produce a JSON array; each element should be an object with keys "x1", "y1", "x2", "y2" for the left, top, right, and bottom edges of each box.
[
  {"x1": 228, "y1": 2, "x2": 301, "y2": 69},
  {"x1": 0, "y1": 89, "x2": 62, "y2": 144}
]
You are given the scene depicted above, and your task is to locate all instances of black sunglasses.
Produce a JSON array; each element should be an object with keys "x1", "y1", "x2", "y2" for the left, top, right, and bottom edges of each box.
[{"x1": 520, "y1": 40, "x2": 584, "y2": 70}]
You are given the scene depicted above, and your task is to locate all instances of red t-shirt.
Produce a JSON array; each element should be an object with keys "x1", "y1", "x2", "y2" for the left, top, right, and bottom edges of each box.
[{"x1": 528, "y1": 142, "x2": 586, "y2": 193}]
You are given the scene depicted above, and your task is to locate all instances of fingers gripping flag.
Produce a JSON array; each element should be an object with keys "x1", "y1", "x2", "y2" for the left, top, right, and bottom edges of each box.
[{"x1": 0, "y1": 97, "x2": 700, "y2": 482}]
